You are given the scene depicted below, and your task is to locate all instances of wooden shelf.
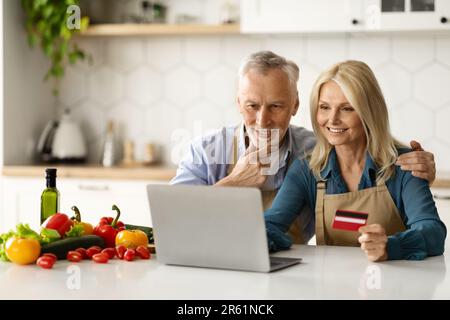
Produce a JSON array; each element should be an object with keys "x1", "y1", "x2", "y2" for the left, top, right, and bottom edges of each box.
[
  {"x1": 79, "y1": 23, "x2": 240, "y2": 36},
  {"x1": 2, "y1": 165, "x2": 176, "y2": 181}
]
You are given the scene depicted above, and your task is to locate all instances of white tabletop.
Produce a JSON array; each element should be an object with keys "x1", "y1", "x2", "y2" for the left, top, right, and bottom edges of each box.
[{"x1": 1, "y1": 244, "x2": 448, "y2": 300}]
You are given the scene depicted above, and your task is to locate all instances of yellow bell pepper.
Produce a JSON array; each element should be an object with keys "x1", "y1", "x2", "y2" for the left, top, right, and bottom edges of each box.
[
  {"x1": 71, "y1": 206, "x2": 94, "y2": 235},
  {"x1": 115, "y1": 229, "x2": 148, "y2": 249}
]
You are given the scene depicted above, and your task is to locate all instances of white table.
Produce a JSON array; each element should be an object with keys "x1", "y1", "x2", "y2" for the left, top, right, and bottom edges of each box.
[{"x1": 0, "y1": 244, "x2": 448, "y2": 300}]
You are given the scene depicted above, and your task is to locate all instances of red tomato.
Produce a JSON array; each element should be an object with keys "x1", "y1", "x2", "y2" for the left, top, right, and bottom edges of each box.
[
  {"x1": 92, "y1": 253, "x2": 109, "y2": 264},
  {"x1": 102, "y1": 248, "x2": 116, "y2": 259},
  {"x1": 86, "y1": 246, "x2": 102, "y2": 259},
  {"x1": 136, "y1": 246, "x2": 150, "y2": 259},
  {"x1": 37, "y1": 256, "x2": 55, "y2": 269},
  {"x1": 75, "y1": 248, "x2": 88, "y2": 259},
  {"x1": 67, "y1": 251, "x2": 82, "y2": 262},
  {"x1": 115, "y1": 245, "x2": 127, "y2": 260},
  {"x1": 42, "y1": 253, "x2": 57, "y2": 262},
  {"x1": 124, "y1": 249, "x2": 136, "y2": 261}
]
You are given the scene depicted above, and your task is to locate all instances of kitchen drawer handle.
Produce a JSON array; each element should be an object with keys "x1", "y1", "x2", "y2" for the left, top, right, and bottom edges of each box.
[
  {"x1": 78, "y1": 184, "x2": 110, "y2": 191},
  {"x1": 434, "y1": 194, "x2": 450, "y2": 200}
]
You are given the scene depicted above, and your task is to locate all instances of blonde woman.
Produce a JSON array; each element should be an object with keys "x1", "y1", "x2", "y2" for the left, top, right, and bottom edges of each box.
[{"x1": 264, "y1": 60, "x2": 446, "y2": 261}]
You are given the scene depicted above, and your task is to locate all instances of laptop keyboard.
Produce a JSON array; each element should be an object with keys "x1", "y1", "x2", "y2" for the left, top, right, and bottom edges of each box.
[
  {"x1": 269, "y1": 256, "x2": 302, "y2": 268},
  {"x1": 270, "y1": 260, "x2": 283, "y2": 267}
]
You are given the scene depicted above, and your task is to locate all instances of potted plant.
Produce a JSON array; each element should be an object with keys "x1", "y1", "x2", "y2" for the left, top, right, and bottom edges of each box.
[{"x1": 21, "y1": 0, "x2": 90, "y2": 95}]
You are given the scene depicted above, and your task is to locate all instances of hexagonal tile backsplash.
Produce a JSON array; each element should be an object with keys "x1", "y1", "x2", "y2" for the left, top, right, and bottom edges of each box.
[{"x1": 62, "y1": 34, "x2": 450, "y2": 172}]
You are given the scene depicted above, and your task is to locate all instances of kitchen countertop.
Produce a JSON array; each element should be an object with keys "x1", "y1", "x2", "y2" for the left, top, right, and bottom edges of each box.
[
  {"x1": 1, "y1": 244, "x2": 448, "y2": 300},
  {"x1": 2, "y1": 165, "x2": 450, "y2": 187},
  {"x1": 432, "y1": 172, "x2": 450, "y2": 188},
  {"x1": 1, "y1": 165, "x2": 177, "y2": 181}
]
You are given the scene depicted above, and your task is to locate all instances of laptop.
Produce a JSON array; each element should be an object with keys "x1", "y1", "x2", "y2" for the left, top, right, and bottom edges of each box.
[{"x1": 146, "y1": 184, "x2": 301, "y2": 272}]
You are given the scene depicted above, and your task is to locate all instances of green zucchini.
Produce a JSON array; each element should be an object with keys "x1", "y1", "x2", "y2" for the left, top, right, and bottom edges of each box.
[
  {"x1": 41, "y1": 235, "x2": 105, "y2": 260},
  {"x1": 124, "y1": 224, "x2": 154, "y2": 243}
]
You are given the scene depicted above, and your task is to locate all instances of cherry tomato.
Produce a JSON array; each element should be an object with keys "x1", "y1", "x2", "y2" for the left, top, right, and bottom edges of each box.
[
  {"x1": 67, "y1": 251, "x2": 82, "y2": 262},
  {"x1": 75, "y1": 248, "x2": 88, "y2": 259},
  {"x1": 42, "y1": 253, "x2": 57, "y2": 262},
  {"x1": 124, "y1": 249, "x2": 136, "y2": 261},
  {"x1": 86, "y1": 246, "x2": 102, "y2": 259},
  {"x1": 115, "y1": 245, "x2": 127, "y2": 259},
  {"x1": 36, "y1": 255, "x2": 55, "y2": 269},
  {"x1": 136, "y1": 246, "x2": 150, "y2": 259},
  {"x1": 92, "y1": 252, "x2": 109, "y2": 264},
  {"x1": 102, "y1": 248, "x2": 116, "y2": 259}
]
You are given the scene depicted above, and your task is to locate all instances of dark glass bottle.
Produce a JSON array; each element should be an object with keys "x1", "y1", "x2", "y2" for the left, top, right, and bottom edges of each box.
[{"x1": 40, "y1": 168, "x2": 60, "y2": 224}]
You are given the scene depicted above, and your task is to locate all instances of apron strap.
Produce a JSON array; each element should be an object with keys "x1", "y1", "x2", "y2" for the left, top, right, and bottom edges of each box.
[
  {"x1": 233, "y1": 134, "x2": 238, "y2": 165},
  {"x1": 315, "y1": 181, "x2": 326, "y2": 245}
]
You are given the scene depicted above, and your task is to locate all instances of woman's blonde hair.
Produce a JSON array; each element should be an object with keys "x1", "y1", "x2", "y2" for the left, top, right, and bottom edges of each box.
[{"x1": 309, "y1": 60, "x2": 405, "y2": 182}]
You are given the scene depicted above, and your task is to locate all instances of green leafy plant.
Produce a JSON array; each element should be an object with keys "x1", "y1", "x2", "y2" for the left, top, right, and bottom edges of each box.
[{"x1": 21, "y1": 0, "x2": 90, "y2": 95}]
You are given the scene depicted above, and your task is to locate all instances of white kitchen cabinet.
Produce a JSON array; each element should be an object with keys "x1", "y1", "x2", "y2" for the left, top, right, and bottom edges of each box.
[
  {"x1": 241, "y1": 0, "x2": 365, "y2": 33},
  {"x1": 0, "y1": 177, "x2": 167, "y2": 233},
  {"x1": 241, "y1": 0, "x2": 450, "y2": 33},
  {"x1": 364, "y1": 0, "x2": 450, "y2": 31}
]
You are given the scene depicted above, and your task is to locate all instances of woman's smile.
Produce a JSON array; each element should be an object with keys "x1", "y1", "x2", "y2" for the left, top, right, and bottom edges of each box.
[{"x1": 327, "y1": 127, "x2": 348, "y2": 134}]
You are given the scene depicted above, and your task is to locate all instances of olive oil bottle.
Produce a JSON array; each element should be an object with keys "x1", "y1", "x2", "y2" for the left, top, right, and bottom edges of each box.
[{"x1": 40, "y1": 168, "x2": 60, "y2": 224}]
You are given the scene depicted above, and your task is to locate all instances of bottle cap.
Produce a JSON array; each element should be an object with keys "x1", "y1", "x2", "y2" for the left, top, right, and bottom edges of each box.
[{"x1": 45, "y1": 168, "x2": 57, "y2": 177}]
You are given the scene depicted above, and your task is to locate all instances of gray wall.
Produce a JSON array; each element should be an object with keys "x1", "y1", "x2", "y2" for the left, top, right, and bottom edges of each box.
[{"x1": 2, "y1": 0, "x2": 55, "y2": 165}]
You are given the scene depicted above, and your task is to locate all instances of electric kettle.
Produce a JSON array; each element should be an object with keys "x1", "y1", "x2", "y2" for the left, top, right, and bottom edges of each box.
[{"x1": 36, "y1": 109, "x2": 87, "y2": 163}]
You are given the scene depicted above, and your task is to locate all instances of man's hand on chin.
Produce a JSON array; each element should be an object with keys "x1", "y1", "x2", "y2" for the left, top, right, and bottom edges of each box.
[{"x1": 215, "y1": 144, "x2": 270, "y2": 187}]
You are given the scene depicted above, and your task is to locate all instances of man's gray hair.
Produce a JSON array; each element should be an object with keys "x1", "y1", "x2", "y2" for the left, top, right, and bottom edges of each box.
[{"x1": 238, "y1": 51, "x2": 300, "y2": 90}]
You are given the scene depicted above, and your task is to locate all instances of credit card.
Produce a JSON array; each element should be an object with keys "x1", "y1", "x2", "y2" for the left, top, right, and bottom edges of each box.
[{"x1": 332, "y1": 210, "x2": 368, "y2": 231}]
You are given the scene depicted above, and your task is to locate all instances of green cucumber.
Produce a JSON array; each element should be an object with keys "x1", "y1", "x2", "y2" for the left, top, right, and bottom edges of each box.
[
  {"x1": 41, "y1": 235, "x2": 105, "y2": 260},
  {"x1": 124, "y1": 224, "x2": 154, "y2": 243}
]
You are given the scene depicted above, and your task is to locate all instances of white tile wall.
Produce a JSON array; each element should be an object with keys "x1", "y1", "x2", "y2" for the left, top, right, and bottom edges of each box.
[
  {"x1": 60, "y1": 33, "x2": 450, "y2": 172},
  {"x1": 392, "y1": 37, "x2": 434, "y2": 71}
]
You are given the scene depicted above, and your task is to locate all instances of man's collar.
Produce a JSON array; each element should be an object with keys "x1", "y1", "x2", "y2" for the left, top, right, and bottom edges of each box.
[
  {"x1": 280, "y1": 126, "x2": 293, "y2": 163},
  {"x1": 238, "y1": 122, "x2": 247, "y2": 157}
]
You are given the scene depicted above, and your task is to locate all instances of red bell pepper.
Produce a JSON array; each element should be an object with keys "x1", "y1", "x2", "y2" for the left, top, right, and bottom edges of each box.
[
  {"x1": 93, "y1": 205, "x2": 125, "y2": 248},
  {"x1": 41, "y1": 213, "x2": 74, "y2": 238}
]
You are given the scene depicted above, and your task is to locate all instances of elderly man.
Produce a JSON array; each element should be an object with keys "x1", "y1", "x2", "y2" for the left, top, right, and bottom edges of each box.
[{"x1": 171, "y1": 51, "x2": 436, "y2": 244}]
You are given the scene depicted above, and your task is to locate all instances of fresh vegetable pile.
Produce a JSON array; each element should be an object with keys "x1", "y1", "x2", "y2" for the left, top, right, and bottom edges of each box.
[
  {"x1": 0, "y1": 205, "x2": 154, "y2": 269},
  {"x1": 36, "y1": 243, "x2": 151, "y2": 269}
]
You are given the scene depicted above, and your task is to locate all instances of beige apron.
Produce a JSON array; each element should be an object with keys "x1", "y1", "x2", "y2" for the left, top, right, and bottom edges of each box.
[
  {"x1": 315, "y1": 178, "x2": 406, "y2": 246},
  {"x1": 227, "y1": 128, "x2": 304, "y2": 244}
]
